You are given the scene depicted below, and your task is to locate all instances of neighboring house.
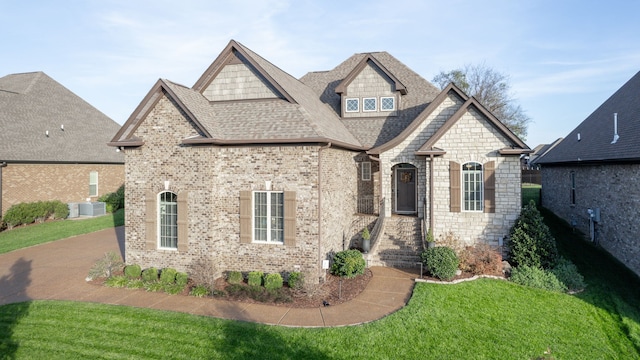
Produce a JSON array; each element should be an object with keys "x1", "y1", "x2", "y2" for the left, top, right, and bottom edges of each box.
[
  {"x1": 109, "y1": 40, "x2": 530, "y2": 283},
  {"x1": 523, "y1": 138, "x2": 563, "y2": 170},
  {"x1": 0, "y1": 72, "x2": 124, "y2": 216},
  {"x1": 537, "y1": 71, "x2": 640, "y2": 277}
]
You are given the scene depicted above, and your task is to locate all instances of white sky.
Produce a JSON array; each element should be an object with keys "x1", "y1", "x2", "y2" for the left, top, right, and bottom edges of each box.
[{"x1": 2, "y1": 0, "x2": 639, "y2": 147}]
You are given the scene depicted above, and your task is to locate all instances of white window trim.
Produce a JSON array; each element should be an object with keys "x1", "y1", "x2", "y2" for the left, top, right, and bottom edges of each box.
[
  {"x1": 345, "y1": 98, "x2": 359, "y2": 113},
  {"x1": 363, "y1": 97, "x2": 377, "y2": 112},
  {"x1": 89, "y1": 171, "x2": 98, "y2": 197},
  {"x1": 157, "y1": 191, "x2": 178, "y2": 250},
  {"x1": 462, "y1": 162, "x2": 484, "y2": 212},
  {"x1": 252, "y1": 190, "x2": 285, "y2": 244},
  {"x1": 380, "y1": 96, "x2": 395, "y2": 111},
  {"x1": 361, "y1": 162, "x2": 371, "y2": 181}
]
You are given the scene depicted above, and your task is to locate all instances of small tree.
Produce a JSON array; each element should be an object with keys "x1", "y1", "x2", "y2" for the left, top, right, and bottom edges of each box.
[{"x1": 508, "y1": 200, "x2": 558, "y2": 269}]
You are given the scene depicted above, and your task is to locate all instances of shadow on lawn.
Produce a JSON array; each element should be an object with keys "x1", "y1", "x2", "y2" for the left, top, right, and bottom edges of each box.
[
  {"x1": 541, "y1": 208, "x2": 640, "y2": 352},
  {"x1": 0, "y1": 257, "x2": 32, "y2": 358}
]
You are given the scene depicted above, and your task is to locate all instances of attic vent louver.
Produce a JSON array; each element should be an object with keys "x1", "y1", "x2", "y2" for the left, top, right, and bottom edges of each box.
[{"x1": 611, "y1": 113, "x2": 619, "y2": 144}]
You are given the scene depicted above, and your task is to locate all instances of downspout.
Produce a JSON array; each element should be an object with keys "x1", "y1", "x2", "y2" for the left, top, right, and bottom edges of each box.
[
  {"x1": 0, "y1": 162, "x2": 6, "y2": 216},
  {"x1": 429, "y1": 155, "x2": 435, "y2": 231},
  {"x1": 318, "y1": 143, "x2": 331, "y2": 281}
]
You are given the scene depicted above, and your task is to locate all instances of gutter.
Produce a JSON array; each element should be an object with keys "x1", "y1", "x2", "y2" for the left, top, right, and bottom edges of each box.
[
  {"x1": 0, "y1": 162, "x2": 7, "y2": 216},
  {"x1": 318, "y1": 142, "x2": 332, "y2": 280}
]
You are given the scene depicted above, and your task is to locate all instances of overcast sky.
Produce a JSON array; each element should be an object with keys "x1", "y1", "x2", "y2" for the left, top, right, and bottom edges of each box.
[{"x1": 2, "y1": 0, "x2": 639, "y2": 147}]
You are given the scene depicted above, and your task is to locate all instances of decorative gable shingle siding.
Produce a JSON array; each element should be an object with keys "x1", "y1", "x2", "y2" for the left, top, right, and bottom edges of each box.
[
  {"x1": 343, "y1": 63, "x2": 398, "y2": 118},
  {"x1": 202, "y1": 63, "x2": 280, "y2": 101},
  {"x1": 542, "y1": 164, "x2": 640, "y2": 276}
]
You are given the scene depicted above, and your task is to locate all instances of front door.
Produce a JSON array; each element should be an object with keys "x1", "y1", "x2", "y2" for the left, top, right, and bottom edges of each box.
[{"x1": 395, "y1": 168, "x2": 416, "y2": 214}]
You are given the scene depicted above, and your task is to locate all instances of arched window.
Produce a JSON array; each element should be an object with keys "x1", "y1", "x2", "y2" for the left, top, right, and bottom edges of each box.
[
  {"x1": 158, "y1": 191, "x2": 178, "y2": 249},
  {"x1": 463, "y1": 162, "x2": 483, "y2": 211}
]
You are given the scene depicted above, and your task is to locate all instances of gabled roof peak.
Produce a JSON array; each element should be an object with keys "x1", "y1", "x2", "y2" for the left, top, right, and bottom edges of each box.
[{"x1": 335, "y1": 53, "x2": 407, "y2": 95}]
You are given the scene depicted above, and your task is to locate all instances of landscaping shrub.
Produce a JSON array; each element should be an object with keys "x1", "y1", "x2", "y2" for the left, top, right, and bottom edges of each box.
[
  {"x1": 331, "y1": 250, "x2": 366, "y2": 279},
  {"x1": 144, "y1": 281, "x2": 164, "y2": 292},
  {"x1": 287, "y1": 271, "x2": 304, "y2": 290},
  {"x1": 98, "y1": 185, "x2": 125, "y2": 213},
  {"x1": 422, "y1": 246, "x2": 459, "y2": 281},
  {"x1": 164, "y1": 283, "x2": 186, "y2": 295},
  {"x1": 126, "y1": 279, "x2": 145, "y2": 289},
  {"x1": 2, "y1": 200, "x2": 70, "y2": 228},
  {"x1": 87, "y1": 251, "x2": 124, "y2": 280},
  {"x1": 175, "y1": 272, "x2": 188, "y2": 287},
  {"x1": 105, "y1": 275, "x2": 128, "y2": 288},
  {"x1": 510, "y1": 265, "x2": 567, "y2": 292},
  {"x1": 227, "y1": 271, "x2": 243, "y2": 285},
  {"x1": 508, "y1": 200, "x2": 558, "y2": 269},
  {"x1": 189, "y1": 284, "x2": 210, "y2": 297},
  {"x1": 142, "y1": 267, "x2": 159, "y2": 282},
  {"x1": 124, "y1": 264, "x2": 142, "y2": 279},
  {"x1": 264, "y1": 273, "x2": 283, "y2": 291},
  {"x1": 52, "y1": 201, "x2": 69, "y2": 219},
  {"x1": 551, "y1": 257, "x2": 586, "y2": 292},
  {"x1": 248, "y1": 271, "x2": 263, "y2": 287},
  {"x1": 160, "y1": 268, "x2": 178, "y2": 284},
  {"x1": 459, "y1": 243, "x2": 502, "y2": 276}
]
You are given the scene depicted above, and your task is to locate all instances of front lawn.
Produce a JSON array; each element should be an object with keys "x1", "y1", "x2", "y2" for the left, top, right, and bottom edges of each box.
[{"x1": 0, "y1": 209, "x2": 124, "y2": 254}]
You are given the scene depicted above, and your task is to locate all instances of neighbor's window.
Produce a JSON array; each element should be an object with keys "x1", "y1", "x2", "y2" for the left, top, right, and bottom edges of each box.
[
  {"x1": 158, "y1": 191, "x2": 178, "y2": 249},
  {"x1": 89, "y1": 171, "x2": 98, "y2": 197},
  {"x1": 381, "y1": 96, "x2": 395, "y2": 111},
  {"x1": 254, "y1": 191, "x2": 284, "y2": 243},
  {"x1": 363, "y1": 97, "x2": 377, "y2": 112},
  {"x1": 346, "y1": 98, "x2": 359, "y2": 112},
  {"x1": 570, "y1": 171, "x2": 576, "y2": 206},
  {"x1": 463, "y1": 162, "x2": 483, "y2": 211},
  {"x1": 361, "y1": 162, "x2": 371, "y2": 181}
]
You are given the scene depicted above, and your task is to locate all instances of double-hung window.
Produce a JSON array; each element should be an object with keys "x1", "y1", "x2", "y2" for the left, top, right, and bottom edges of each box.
[
  {"x1": 89, "y1": 171, "x2": 98, "y2": 197},
  {"x1": 158, "y1": 191, "x2": 178, "y2": 249},
  {"x1": 462, "y1": 162, "x2": 483, "y2": 211},
  {"x1": 253, "y1": 191, "x2": 284, "y2": 243},
  {"x1": 361, "y1": 162, "x2": 371, "y2": 181},
  {"x1": 570, "y1": 171, "x2": 576, "y2": 206}
]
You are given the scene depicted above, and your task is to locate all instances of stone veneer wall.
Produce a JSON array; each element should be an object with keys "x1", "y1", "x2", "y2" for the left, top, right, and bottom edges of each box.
[
  {"x1": 542, "y1": 164, "x2": 640, "y2": 277},
  {"x1": 1, "y1": 163, "x2": 124, "y2": 215},
  {"x1": 432, "y1": 107, "x2": 521, "y2": 246},
  {"x1": 124, "y1": 94, "x2": 359, "y2": 283}
]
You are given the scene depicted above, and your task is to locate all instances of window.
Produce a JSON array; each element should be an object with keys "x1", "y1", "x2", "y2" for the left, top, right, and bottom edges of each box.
[
  {"x1": 361, "y1": 162, "x2": 371, "y2": 181},
  {"x1": 363, "y1": 97, "x2": 377, "y2": 112},
  {"x1": 570, "y1": 171, "x2": 576, "y2": 205},
  {"x1": 253, "y1": 191, "x2": 284, "y2": 243},
  {"x1": 89, "y1": 171, "x2": 98, "y2": 197},
  {"x1": 462, "y1": 162, "x2": 483, "y2": 211},
  {"x1": 381, "y1": 97, "x2": 395, "y2": 111},
  {"x1": 158, "y1": 191, "x2": 178, "y2": 249},
  {"x1": 346, "y1": 98, "x2": 359, "y2": 112}
]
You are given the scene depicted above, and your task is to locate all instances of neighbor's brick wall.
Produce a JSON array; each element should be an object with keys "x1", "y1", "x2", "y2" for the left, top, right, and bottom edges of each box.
[
  {"x1": 542, "y1": 164, "x2": 640, "y2": 277},
  {"x1": 1, "y1": 163, "x2": 124, "y2": 215},
  {"x1": 432, "y1": 107, "x2": 521, "y2": 246},
  {"x1": 125, "y1": 94, "x2": 358, "y2": 283}
]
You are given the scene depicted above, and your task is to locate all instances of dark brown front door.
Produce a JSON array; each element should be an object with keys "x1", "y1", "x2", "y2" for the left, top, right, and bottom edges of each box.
[{"x1": 396, "y1": 168, "x2": 416, "y2": 213}]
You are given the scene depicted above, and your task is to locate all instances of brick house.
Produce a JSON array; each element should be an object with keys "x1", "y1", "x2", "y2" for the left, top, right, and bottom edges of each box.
[
  {"x1": 109, "y1": 40, "x2": 529, "y2": 282},
  {"x1": 0, "y1": 72, "x2": 124, "y2": 216},
  {"x1": 537, "y1": 71, "x2": 640, "y2": 277}
]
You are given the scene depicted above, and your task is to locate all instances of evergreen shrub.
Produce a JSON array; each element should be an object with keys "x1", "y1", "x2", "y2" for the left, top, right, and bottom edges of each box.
[
  {"x1": 331, "y1": 250, "x2": 366, "y2": 279},
  {"x1": 422, "y1": 246, "x2": 459, "y2": 281}
]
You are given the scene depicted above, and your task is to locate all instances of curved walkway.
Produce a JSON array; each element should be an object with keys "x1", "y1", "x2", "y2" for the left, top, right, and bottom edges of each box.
[{"x1": 0, "y1": 227, "x2": 416, "y2": 327}]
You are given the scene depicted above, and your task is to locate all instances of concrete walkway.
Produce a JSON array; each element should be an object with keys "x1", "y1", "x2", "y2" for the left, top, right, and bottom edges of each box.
[{"x1": 0, "y1": 227, "x2": 417, "y2": 327}]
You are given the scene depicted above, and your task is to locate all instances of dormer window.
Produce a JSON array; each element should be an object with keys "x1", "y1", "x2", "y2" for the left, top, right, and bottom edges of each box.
[
  {"x1": 346, "y1": 98, "x2": 359, "y2": 112},
  {"x1": 381, "y1": 97, "x2": 395, "y2": 111},
  {"x1": 363, "y1": 97, "x2": 377, "y2": 112}
]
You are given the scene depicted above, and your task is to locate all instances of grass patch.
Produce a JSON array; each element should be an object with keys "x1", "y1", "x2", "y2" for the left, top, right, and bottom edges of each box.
[
  {"x1": 522, "y1": 183, "x2": 541, "y2": 206},
  {"x1": 0, "y1": 209, "x2": 124, "y2": 254}
]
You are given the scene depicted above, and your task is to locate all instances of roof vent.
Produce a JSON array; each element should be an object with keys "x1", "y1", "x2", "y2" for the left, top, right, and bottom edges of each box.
[
  {"x1": 577, "y1": 133, "x2": 581, "y2": 141},
  {"x1": 611, "y1": 113, "x2": 619, "y2": 144}
]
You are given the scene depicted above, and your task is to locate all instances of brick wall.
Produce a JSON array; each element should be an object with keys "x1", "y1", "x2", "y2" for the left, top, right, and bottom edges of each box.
[
  {"x1": 124, "y1": 95, "x2": 358, "y2": 283},
  {"x1": 542, "y1": 164, "x2": 640, "y2": 277},
  {"x1": 1, "y1": 163, "x2": 124, "y2": 215}
]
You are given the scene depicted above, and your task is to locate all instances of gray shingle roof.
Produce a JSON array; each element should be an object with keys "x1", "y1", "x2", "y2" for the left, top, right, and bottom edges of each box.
[
  {"x1": 0, "y1": 72, "x2": 123, "y2": 163},
  {"x1": 538, "y1": 71, "x2": 640, "y2": 164}
]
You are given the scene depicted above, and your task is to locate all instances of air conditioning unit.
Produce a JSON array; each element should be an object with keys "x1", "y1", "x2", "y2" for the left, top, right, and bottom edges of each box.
[
  {"x1": 78, "y1": 202, "x2": 106, "y2": 217},
  {"x1": 67, "y1": 203, "x2": 79, "y2": 218}
]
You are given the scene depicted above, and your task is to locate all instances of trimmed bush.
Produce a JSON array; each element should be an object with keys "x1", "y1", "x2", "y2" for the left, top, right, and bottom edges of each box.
[
  {"x1": 508, "y1": 200, "x2": 558, "y2": 269},
  {"x1": 422, "y1": 246, "x2": 459, "y2": 281},
  {"x1": 227, "y1": 271, "x2": 243, "y2": 285},
  {"x1": 459, "y1": 243, "x2": 502, "y2": 276},
  {"x1": 142, "y1": 267, "x2": 159, "y2": 282},
  {"x1": 551, "y1": 257, "x2": 586, "y2": 292},
  {"x1": 247, "y1": 271, "x2": 263, "y2": 287},
  {"x1": 287, "y1": 271, "x2": 304, "y2": 290},
  {"x1": 175, "y1": 272, "x2": 188, "y2": 287},
  {"x1": 264, "y1": 273, "x2": 283, "y2": 291},
  {"x1": 510, "y1": 265, "x2": 567, "y2": 292},
  {"x1": 160, "y1": 268, "x2": 178, "y2": 285},
  {"x1": 331, "y1": 250, "x2": 366, "y2": 279},
  {"x1": 2, "y1": 200, "x2": 70, "y2": 228},
  {"x1": 124, "y1": 264, "x2": 142, "y2": 279}
]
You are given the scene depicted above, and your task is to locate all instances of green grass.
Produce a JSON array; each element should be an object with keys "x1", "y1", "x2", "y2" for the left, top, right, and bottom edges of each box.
[
  {"x1": 0, "y1": 209, "x2": 124, "y2": 254},
  {"x1": 522, "y1": 183, "x2": 542, "y2": 206}
]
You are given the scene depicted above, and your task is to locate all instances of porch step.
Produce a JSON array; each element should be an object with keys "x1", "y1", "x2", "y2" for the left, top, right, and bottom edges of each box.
[{"x1": 369, "y1": 216, "x2": 423, "y2": 268}]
